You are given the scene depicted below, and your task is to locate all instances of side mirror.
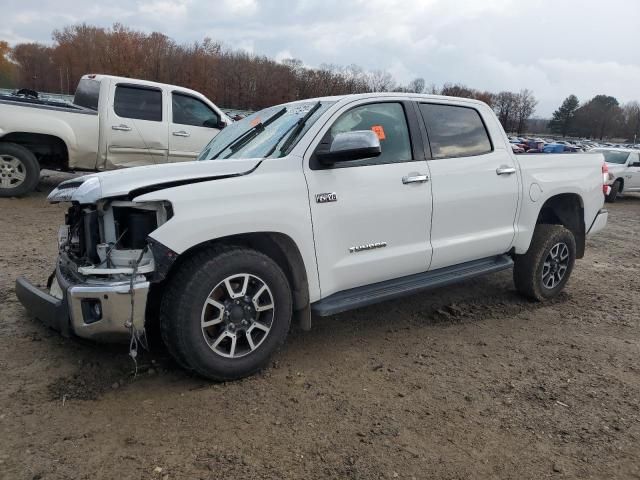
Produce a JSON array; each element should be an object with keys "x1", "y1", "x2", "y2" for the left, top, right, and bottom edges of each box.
[
  {"x1": 630, "y1": 162, "x2": 640, "y2": 168},
  {"x1": 317, "y1": 130, "x2": 382, "y2": 164},
  {"x1": 204, "y1": 118, "x2": 226, "y2": 129}
]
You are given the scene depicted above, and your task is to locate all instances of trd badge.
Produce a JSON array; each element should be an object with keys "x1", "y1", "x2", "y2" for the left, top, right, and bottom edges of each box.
[{"x1": 316, "y1": 192, "x2": 337, "y2": 203}]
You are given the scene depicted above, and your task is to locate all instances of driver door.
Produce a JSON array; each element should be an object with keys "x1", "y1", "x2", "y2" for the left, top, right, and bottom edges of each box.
[
  {"x1": 303, "y1": 100, "x2": 433, "y2": 298},
  {"x1": 168, "y1": 92, "x2": 223, "y2": 162}
]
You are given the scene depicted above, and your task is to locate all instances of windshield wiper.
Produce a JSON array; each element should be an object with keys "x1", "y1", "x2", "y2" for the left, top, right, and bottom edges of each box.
[
  {"x1": 211, "y1": 107, "x2": 287, "y2": 159},
  {"x1": 274, "y1": 102, "x2": 322, "y2": 157}
]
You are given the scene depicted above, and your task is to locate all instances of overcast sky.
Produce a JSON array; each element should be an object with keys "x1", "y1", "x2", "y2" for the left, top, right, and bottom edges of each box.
[{"x1": 1, "y1": 0, "x2": 638, "y2": 116}]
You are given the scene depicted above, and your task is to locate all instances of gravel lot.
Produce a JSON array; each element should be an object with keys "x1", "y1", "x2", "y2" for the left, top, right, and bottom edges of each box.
[{"x1": 1, "y1": 172, "x2": 639, "y2": 480}]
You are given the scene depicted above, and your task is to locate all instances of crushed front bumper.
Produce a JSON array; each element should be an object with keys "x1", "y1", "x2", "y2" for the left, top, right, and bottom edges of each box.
[{"x1": 15, "y1": 256, "x2": 149, "y2": 342}]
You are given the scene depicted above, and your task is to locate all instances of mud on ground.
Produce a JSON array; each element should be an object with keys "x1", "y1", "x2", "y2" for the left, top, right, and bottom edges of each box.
[{"x1": 0, "y1": 172, "x2": 639, "y2": 479}]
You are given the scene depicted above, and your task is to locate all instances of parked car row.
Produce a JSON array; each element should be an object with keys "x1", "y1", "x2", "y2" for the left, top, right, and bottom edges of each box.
[{"x1": 508, "y1": 136, "x2": 640, "y2": 155}]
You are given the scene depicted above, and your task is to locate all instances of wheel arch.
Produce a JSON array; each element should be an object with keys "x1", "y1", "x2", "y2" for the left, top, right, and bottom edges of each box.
[
  {"x1": 535, "y1": 193, "x2": 585, "y2": 258},
  {"x1": 156, "y1": 231, "x2": 310, "y2": 312},
  {"x1": 0, "y1": 132, "x2": 69, "y2": 170}
]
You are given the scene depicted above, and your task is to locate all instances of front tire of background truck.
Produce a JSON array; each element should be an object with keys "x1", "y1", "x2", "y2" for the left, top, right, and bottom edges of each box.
[
  {"x1": 605, "y1": 180, "x2": 621, "y2": 203},
  {"x1": 513, "y1": 224, "x2": 576, "y2": 301},
  {"x1": 160, "y1": 245, "x2": 292, "y2": 381},
  {"x1": 0, "y1": 143, "x2": 40, "y2": 197}
]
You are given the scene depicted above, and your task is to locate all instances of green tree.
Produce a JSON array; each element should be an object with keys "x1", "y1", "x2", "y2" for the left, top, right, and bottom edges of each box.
[
  {"x1": 548, "y1": 94, "x2": 579, "y2": 137},
  {"x1": 574, "y1": 95, "x2": 623, "y2": 140}
]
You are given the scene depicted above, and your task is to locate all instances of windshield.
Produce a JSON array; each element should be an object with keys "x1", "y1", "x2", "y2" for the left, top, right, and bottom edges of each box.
[
  {"x1": 198, "y1": 101, "x2": 334, "y2": 160},
  {"x1": 594, "y1": 149, "x2": 630, "y2": 164}
]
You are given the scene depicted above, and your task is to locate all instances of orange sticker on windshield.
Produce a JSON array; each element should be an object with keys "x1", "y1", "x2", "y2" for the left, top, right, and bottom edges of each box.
[
  {"x1": 250, "y1": 117, "x2": 261, "y2": 127},
  {"x1": 371, "y1": 125, "x2": 386, "y2": 140}
]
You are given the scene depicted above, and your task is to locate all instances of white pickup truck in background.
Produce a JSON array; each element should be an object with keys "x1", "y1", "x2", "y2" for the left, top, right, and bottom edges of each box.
[
  {"x1": 594, "y1": 147, "x2": 640, "y2": 202},
  {"x1": 16, "y1": 92, "x2": 608, "y2": 381},
  {"x1": 0, "y1": 74, "x2": 231, "y2": 196}
]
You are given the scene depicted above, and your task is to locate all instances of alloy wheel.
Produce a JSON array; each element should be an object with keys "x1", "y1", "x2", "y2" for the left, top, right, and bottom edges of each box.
[
  {"x1": 0, "y1": 155, "x2": 27, "y2": 189},
  {"x1": 542, "y1": 242, "x2": 570, "y2": 289},
  {"x1": 200, "y1": 273, "x2": 275, "y2": 358}
]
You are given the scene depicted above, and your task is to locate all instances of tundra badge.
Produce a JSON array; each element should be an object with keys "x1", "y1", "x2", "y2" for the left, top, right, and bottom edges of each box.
[
  {"x1": 349, "y1": 242, "x2": 387, "y2": 253},
  {"x1": 316, "y1": 192, "x2": 337, "y2": 203}
]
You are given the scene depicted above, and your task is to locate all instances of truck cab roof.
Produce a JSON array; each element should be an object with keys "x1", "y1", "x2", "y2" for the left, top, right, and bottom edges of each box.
[{"x1": 80, "y1": 74, "x2": 215, "y2": 103}]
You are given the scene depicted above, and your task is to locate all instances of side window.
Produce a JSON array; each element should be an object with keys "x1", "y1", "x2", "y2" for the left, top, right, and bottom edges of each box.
[
  {"x1": 73, "y1": 79, "x2": 101, "y2": 110},
  {"x1": 114, "y1": 86, "x2": 162, "y2": 122},
  {"x1": 172, "y1": 93, "x2": 220, "y2": 128},
  {"x1": 419, "y1": 103, "x2": 492, "y2": 159},
  {"x1": 327, "y1": 102, "x2": 412, "y2": 165}
]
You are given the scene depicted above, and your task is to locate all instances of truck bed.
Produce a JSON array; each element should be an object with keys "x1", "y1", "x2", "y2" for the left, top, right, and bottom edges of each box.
[{"x1": 0, "y1": 94, "x2": 92, "y2": 115}]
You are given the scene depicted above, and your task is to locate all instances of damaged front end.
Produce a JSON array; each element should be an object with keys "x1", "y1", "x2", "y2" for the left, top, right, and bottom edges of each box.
[{"x1": 16, "y1": 177, "x2": 174, "y2": 343}]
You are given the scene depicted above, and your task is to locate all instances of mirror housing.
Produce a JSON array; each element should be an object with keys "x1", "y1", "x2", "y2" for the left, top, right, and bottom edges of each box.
[
  {"x1": 317, "y1": 130, "x2": 382, "y2": 164},
  {"x1": 204, "y1": 118, "x2": 227, "y2": 129}
]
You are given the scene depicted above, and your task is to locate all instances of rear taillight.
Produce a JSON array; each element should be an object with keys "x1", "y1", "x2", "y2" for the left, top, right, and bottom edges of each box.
[{"x1": 602, "y1": 163, "x2": 610, "y2": 196}]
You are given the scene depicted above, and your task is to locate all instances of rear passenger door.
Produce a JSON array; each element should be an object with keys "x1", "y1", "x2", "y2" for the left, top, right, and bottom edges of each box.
[
  {"x1": 418, "y1": 102, "x2": 519, "y2": 270},
  {"x1": 106, "y1": 84, "x2": 168, "y2": 167},
  {"x1": 168, "y1": 92, "x2": 224, "y2": 162}
]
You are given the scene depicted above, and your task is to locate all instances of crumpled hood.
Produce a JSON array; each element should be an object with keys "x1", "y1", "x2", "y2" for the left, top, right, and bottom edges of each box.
[{"x1": 48, "y1": 158, "x2": 262, "y2": 204}]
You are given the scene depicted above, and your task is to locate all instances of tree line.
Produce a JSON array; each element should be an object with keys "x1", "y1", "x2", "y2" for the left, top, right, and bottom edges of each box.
[
  {"x1": 549, "y1": 94, "x2": 640, "y2": 141},
  {"x1": 0, "y1": 22, "x2": 634, "y2": 139},
  {"x1": 0, "y1": 23, "x2": 541, "y2": 133}
]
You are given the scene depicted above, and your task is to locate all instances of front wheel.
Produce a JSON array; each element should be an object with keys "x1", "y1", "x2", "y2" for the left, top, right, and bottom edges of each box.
[
  {"x1": 160, "y1": 246, "x2": 292, "y2": 381},
  {"x1": 514, "y1": 224, "x2": 576, "y2": 301},
  {"x1": 0, "y1": 143, "x2": 40, "y2": 197}
]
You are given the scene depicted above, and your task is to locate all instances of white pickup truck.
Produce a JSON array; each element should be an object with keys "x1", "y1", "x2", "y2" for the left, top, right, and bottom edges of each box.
[
  {"x1": 0, "y1": 74, "x2": 231, "y2": 196},
  {"x1": 594, "y1": 147, "x2": 640, "y2": 202},
  {"x1": 16, "y1": 93, "x2": 609, "y2": 381}
]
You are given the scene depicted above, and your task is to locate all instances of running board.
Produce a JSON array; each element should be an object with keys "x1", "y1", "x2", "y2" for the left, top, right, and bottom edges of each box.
[{"x1": 311, "y1": 255, "x2": 513, "y2": 317}]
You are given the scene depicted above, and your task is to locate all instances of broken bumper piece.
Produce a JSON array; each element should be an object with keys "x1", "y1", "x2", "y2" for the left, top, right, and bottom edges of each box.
[{"x1": 15, "y1": 256, "x2": 149, "y2": 343}]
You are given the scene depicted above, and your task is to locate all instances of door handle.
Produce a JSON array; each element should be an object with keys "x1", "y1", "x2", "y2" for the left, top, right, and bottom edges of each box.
[
  {"x1": 402, "y1": 173, "x2": 429, "y2": 184},
  {"x1": 496, "y1": 166, "x2": 517, "y2": 175},
  {"x1": 172, "y1": 130, "x2": 190, "y2": 137},
  {"x1": 112, "y1": 124, "x2": 131, "y2": 132}
]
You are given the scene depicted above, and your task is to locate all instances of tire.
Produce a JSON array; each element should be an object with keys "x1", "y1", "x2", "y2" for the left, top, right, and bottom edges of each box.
[
  {"x1": 605, "y1": 180, "x2": 620, "y2": 203},
  {"x1": 513, "y1": 224, "x2": 576, "y2": 301},
  {"x1": 160, "y1": 245, "x2": 292, "y2": 381},
  {"x1": 0, "y1": 143, "x2": 40, "y2": 197}
]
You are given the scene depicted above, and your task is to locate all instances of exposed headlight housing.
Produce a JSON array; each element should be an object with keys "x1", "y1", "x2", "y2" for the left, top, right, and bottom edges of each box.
[{"x1": 48, "y1": 176, "x2": 102, "y2": 204}]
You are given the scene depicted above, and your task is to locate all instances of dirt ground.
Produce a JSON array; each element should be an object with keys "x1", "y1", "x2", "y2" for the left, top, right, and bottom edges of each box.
[{"x1": 0, "y1": 172, "x2": 639, "y2": 480}]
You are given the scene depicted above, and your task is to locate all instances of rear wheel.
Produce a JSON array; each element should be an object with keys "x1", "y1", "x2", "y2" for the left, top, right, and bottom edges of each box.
[
  {"x1": 0, "y1": 143, "x2": 40, "y2": 197},
  {"x1": 160, "y1": 246, "x2": 292, "y2": 381},
  {"x1": 514, "y1": 224, "x2": 576, "y2": 301},
  {"x1": 605, "y1": 180, "x2": 621, "y2": 203}
]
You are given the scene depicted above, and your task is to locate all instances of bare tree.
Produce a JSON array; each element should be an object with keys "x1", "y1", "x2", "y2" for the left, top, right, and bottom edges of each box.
[
  {"x1": 367, "y1": 70, "x2": 396, "y2": 92},
  {"x1": 515, "y1": 89, "x2": 538, "y2": 135},
  {"x1": 406, "y1": 77, "x2": 425, "y2": 93},
  {"x1": 493, "y1": 91, "x2": 519, "y2": 133},
  {"x1": 622, "y1": 101, "x2": 640, "y2": 142}
]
